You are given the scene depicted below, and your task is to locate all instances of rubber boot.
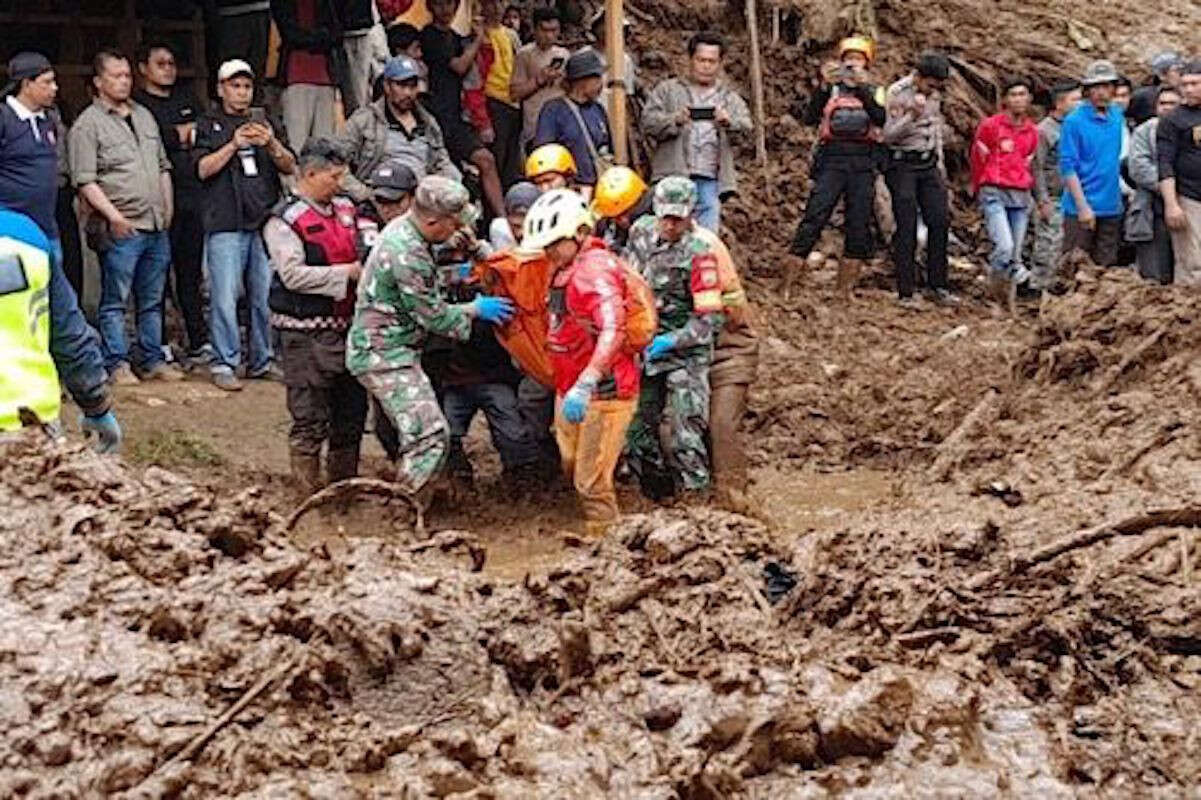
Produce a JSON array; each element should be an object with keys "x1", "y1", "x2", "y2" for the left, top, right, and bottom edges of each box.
[
  {"x1": 290, "y1": 448, "x2": 324, "y2": 497},
  {"x1": 836, "y1": 258, "x2": 863, "y2": 299},
  {"x1": 326, "y1": 446, "x2": 360, "y2": 484}
]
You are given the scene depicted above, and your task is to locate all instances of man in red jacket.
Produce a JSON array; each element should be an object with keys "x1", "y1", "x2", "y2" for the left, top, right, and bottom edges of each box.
[
  {"x1": 971, "y1": 77, "x2": 1039, "y2": 288},
  {"x1": 521, "y1": 188, "x2": 640, "y2": 537}
]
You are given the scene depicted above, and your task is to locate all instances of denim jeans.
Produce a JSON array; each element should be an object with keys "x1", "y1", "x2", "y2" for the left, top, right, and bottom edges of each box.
[
  {"x1": 47, "y1": 237, "x2": 110, "y2": 415},
  {"x1": 98, "y1": 230, "x2": 170, "y2": 372},
  {"x1": 980, "y1": 189, "x2": 1031, "y2": 279},
  {"x1": 443, "y1": 382, "x2": 540, "y2": 473},
  {"x1": 206, "y1": 230, "x2": 273, "y2": 375},
  {"x1": 691, "y1": 176, "x2": 721, "y2": 232}
]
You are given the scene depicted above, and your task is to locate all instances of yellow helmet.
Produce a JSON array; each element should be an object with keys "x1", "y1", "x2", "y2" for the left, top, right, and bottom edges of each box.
[
  {"x1": 525, "y1": 144, "x2": 577, "y2": 180},
  {"x1": 838, "y1": 35, "x2": 876, "y2": 64},
  {"x1": 591, "y1": 166, "x2": 648, "y2": 219}
]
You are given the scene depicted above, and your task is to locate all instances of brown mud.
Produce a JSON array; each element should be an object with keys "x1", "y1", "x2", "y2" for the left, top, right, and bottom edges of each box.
[
  {"x1": 5, "y1": 264, "x2": 1201, "y2": 797},
  {"x1": 6, "y1": 1, "x2": 1201, "y2": 795}
]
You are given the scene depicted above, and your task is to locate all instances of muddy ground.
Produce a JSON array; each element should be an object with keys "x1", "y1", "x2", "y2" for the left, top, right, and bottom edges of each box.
[
  {"x1": 5, "y1": 1, "x2": 1201, "y2": 796},
  {"x1": 4, "y1": 259, "x2": 1201, "y2": 798}
]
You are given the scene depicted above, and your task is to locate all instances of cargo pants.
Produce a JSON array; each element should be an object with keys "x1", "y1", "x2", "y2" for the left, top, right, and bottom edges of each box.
[
  {"x1": 555, "y1": 395, "x2": 637, "y2": 536},
  {"x1": 626, "y1": 363, "x2": 713, "y2": 492},
  {"x1": 358, "y1": 364, "x2": 449, "y2": 495}
]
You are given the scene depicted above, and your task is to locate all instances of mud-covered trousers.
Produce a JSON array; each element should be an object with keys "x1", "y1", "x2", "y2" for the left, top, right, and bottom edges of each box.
[
  {"x1": 279, "y1": 329, "x2": 367, "y2": 459},
  {"x1": 626, "y1": 364, "x2": 713, "y2": 492},
  {"x1": 357, "y1": 363, "x2": 450, "y2": 495},
  {"x1": 709, "y1": 329, "x2": 759, "y2": 494},
  {"x1": 555, "y1": 395, "x2": 637, "y2": 535}
]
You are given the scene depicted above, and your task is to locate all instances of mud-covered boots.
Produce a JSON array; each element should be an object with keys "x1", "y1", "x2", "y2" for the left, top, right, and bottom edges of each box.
[
  {"x1": 290, "y1": 448, "x2": 324, "y2": 496},
  {"x1": 326, "y1": 446, "x2": 360, "y2": 484},
  {"x1": 835, "y1": 258, "x2": 863, "y2": 299}
]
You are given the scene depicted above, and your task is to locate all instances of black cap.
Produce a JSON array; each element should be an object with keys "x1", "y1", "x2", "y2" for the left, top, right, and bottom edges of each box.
[
  {"x1": 370, "y1": 161, "x2": 418, "y2": 201},
  {"x1": 566, "y1": 50, "x2": 604, "y2": 82},
  {"x1": 7, "y1": 52, "x2": 52, "y2": 82},
  {"x1": 916, "y1": 50, "x2": 950, "y2": 81}
]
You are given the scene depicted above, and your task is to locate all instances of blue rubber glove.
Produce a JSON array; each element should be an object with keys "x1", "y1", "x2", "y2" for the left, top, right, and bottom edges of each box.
[
  {"x1": 645, "y1": 333, "x2": 675, "y2": 361},
  {"x1": 80, "y1": 411, "x2": 122, "y2": 454},
  {"x1": 472, "y1": 295, "x2": 515, "y2": 325},
  {"x1": 561, "y1": 380, "x2": 595, "y2": 424}
]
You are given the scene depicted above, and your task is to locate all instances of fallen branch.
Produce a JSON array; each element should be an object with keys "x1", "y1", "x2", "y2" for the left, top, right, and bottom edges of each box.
[
  {"x1": 928, "y1": 388, "x2": 1000, "y2": 481},
  {"x1": 287, "y1": 478, "x2": 423, "y2": 533},
  {"x1": 968, "y1": 507, "x2": 1201, "y2": 590},
  {"x1": 1095, "y1": 323, "x2": 1169, "y2": 396},
  {"x1": 896, "y1": 626, "x2": 962, "y2": 649},
  {"x1": 164, "y1": 654, "x2": 299, "y2": 768}
]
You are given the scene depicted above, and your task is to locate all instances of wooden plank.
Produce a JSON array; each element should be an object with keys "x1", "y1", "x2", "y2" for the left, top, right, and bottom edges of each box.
[
  {"x1": 745, "y1": 0, "x2": 768, "y2": 165},
  {"x1": 606, "y1": 0, "x2": 629, "y2": 165}
]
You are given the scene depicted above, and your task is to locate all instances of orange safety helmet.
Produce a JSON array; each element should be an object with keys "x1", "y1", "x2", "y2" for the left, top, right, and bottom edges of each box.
[
  {"x1": 838, "y1": 35, "x2": 876, "y2": 64},
  {"x1": 591, "y1": 166, "x2": 648, "y2": 219},
  {"x1": 525, "y1": 144, "x2": 578, "y2": 180}
]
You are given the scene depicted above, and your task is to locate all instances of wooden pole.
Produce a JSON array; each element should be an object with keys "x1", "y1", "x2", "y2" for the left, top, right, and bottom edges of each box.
[
  {"x1": 606, "y1": 0, "x2": 630, "y2": 165},
  {"x1": 746, "y1": 0, "x2": 768, "y2": 166}
]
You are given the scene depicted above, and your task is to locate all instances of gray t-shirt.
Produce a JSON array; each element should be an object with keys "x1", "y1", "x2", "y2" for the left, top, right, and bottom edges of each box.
[{"x1": 686, "y1": 84, "x2": 721, "y2": 179}]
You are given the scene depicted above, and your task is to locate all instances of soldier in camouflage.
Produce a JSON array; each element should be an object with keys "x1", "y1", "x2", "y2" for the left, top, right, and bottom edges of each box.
[
  {"x1": 624, "y1": 176, "x2": 724, "y2": 497},
  {"x1": 346, "y1": 176, "x2": 514, "y2": 497}
]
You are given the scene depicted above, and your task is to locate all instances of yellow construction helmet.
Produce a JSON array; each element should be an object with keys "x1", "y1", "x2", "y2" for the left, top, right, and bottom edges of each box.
[
  {"x1": 525, "y1": 143, "x2": 577, "y2": 180},
  {"x1": 838, "y1": 35, "x2": 876, "y2": 64},
  {"x1": 591, "y1": 166, "x2": 648, "y2": 219}
]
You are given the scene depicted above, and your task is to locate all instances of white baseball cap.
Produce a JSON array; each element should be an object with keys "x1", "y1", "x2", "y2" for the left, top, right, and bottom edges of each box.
[{"x1": 217, "y1": 59, "x2": 254, "y2": 82}]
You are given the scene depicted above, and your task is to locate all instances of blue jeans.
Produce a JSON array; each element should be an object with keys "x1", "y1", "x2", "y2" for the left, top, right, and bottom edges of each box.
[
  {"x1": 980, "y1": 189, "x2": 1031, "y2": 279},
  {"x1": 206, "y1": 231, "x2": 273, "y2": 375},
  {"x1": 98, "y1": 230, "x2": 170, "y2": 372},
  {"x1": 443, "y1": 382, "x2": 539, "y2": 473},
  {"x1": 691, "y1": 176, "x2": 721, "y2": 232},
  {"x1": 47, "y1": 237, "x2": 110, "y2": 415}
]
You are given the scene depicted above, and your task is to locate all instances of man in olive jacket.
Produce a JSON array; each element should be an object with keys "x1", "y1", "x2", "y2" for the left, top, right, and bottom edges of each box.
[
  {"x1": 339, "y1": 56, "x2": 460, "y2": 203},
  {"x1": 640, "y1": 31, "x2": 751, "y2": 231}
]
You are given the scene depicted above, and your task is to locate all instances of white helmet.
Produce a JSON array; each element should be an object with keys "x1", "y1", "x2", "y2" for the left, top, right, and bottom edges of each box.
[{"x1": 522, "y1": 189, "x2": 594, "y2": 251}]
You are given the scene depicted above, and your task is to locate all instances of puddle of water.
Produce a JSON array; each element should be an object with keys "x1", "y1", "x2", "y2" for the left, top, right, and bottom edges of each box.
[{"x1": 753, "y1": 468, "x2": 897, "y2": 534}]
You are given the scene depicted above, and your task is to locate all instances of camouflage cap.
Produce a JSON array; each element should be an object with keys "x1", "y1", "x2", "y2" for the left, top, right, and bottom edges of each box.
[
  {"x1": 652, "y1": 176, "x2": 698, "y2": 219},
  {"x1": 414, "y1": 175, "x2": 474, "y2": 225}
]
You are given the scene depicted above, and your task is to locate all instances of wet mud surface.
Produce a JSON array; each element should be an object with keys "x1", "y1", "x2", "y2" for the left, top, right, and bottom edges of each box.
[
  {"x1": 8, "y1": 3, "x2": 1201, "y2": 795},
  {"x1": 5, "y1": 264, "x2": 1201, "y2": 796}
]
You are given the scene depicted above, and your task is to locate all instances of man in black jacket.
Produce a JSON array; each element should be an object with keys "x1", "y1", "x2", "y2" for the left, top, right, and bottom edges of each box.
[
  {"x1": 134, "y1": 41, "x2": 209, "y2": 364},
  {"x1": 194, "y1": 59, "x2": 297, "y2": 391},
  {"x1": 787, "y1": 36, "x2": 885, "y2": 299}
]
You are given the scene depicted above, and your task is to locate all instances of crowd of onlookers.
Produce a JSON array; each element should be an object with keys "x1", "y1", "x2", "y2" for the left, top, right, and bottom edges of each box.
[{"x1": 790, "y1": 38, "x2": 1201, "y2": 308}]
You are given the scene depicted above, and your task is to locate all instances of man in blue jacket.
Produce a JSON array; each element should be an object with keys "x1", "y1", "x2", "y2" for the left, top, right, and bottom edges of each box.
[{"x1": 1060, "y1": 60, "x2": 1125, "y2": 266}]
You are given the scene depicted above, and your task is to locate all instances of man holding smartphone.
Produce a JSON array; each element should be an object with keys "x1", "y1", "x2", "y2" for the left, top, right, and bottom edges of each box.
[
  {"x1": 642, "y1": 32, "x2": 752, "y2": 231},
  {"x1": 510, "y1": 7, "x2": 570, "y2": 154},
  {"x1": 194, "y1": 59, "x2": 296, "y2": 391}
]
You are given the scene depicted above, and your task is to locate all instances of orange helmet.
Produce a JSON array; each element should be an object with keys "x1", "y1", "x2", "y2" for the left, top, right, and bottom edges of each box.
[
  {"x1": 591, "y1": 166, "x2": 648, "y2": 219},
  {"x1": 525, "y1": 144, "x2": 577, "y2": 180},
  {"x1": 838, "y1": 35, "x2": 875, "y2": 64}
]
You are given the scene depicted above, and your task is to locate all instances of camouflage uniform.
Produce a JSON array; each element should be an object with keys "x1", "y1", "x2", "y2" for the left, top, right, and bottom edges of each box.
[
  {"x1": 346, "y1": 179, "x2": 475, "y2": 495},
  {"x1": 624, "y1": 178, "x2": 724, "y2": 493}
]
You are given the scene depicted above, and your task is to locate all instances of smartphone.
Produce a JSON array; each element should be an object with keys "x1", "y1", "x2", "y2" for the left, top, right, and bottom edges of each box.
[
  {"x1": 249, "y1": 107, "x2": 267, "y2": 125},
  {"x1": 550, "y1": 56, "x2": 566, "y2": 70},
  {"x1": 689, "y1": 106, "x2": 716, "y2": 121}
]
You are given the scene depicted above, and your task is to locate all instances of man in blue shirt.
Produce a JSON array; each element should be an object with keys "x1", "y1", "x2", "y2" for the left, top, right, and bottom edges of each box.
[
  {"x1": 534, "y1": 50, "x2": 613, "y2": 191},
  {"x1": 1060, "y1": 60, "x2": 1125, "y2": 266}
]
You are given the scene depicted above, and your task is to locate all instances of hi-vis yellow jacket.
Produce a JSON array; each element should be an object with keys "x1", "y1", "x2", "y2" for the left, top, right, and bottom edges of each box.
[{"x1": 0, "y1": 210, "x2": 58, "y2": 432}]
